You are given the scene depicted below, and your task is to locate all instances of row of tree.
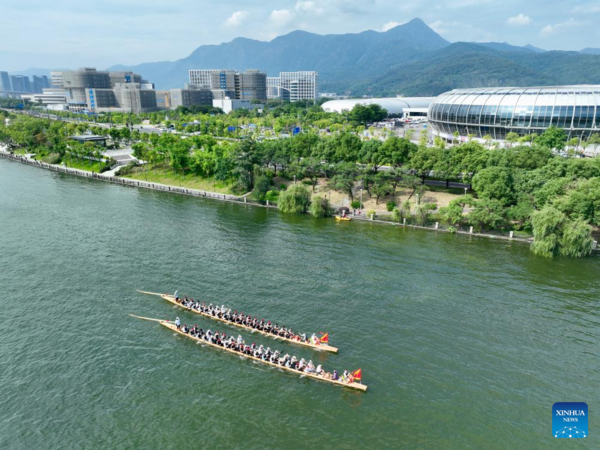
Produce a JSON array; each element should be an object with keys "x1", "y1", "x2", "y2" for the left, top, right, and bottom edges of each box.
[{"x1": 1, "y1": 111, "x2": 599, "y2": 258}]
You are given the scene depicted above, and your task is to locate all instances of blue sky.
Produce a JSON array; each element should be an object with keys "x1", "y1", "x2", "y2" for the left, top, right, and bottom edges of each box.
[{"x1": 1, "y1": 0, "x2": 599, "y2": 71}]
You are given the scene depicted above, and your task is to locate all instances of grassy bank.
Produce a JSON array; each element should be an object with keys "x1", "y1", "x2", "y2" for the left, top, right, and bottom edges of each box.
[
  {"x1": 122, "y1": 167, "x2": 234, "y2": 194},
  {"x1": 62, "y1": 157, "x2": 106, "y2": 173}
]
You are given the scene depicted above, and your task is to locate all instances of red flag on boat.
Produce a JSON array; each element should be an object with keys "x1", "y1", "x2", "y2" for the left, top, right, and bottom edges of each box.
[
  {"x1": 352, "y1": 369, "x2": 362, "y2": 382},
  {"x1": 319, "y1": 332, "x2": 329, "y2": 343}
]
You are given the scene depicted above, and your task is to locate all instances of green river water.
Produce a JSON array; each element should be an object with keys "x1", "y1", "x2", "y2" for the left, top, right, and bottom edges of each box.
[{"x1": 0, "y1": 159, "x2": 598, "y2": 449}]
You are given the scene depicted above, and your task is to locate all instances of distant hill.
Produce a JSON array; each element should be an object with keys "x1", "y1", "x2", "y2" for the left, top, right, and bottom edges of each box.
[
  {"x1": 12, "y1": 19, "x2": 600, "y2": 97},
  {"x1": 348, "y1": 43, "x2": 600, "y2": 96},
  {"x1": 523, "y1": 44, "x2": 546, "y2": 53},
  {"x1": 473, "y1": 42, "x2": 536, "y2": 53},
  {"x1": 109, "y1": 18, "x2": 450, "y2": 90},
  {"x1": 581, "y1": 48, "x2": 600, "y2": 55}
]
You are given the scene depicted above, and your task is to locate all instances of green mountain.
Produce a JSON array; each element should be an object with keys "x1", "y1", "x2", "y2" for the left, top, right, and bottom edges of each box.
[
  {"x1": 109, "y1": 19, "x2": 600, "y2": 96},
  {"x1": 109, "y1": 18, "x2": 449, "y2": 90},
  {"x1": 348, "y1": 43, "x2": 600, "y2": 96}
]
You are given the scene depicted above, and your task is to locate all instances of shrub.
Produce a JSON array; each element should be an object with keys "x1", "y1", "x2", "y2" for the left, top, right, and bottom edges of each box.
[
  {"x1": 366, "y1": 209, "x2": 376, "y2": 219},
  {"x1": 391, "y1": 207, "x2": 401, "y2": 222},
  {"x1": 252, "y1": 174, "x2": 271, "y2": 202},
  {"x1": 280, "y1": 184, "x2": 287, "y2": 191},
  {"x1": 277, "y1": 184, "x2": 311, "y2": 214},
  {"x1": 351, "y1": 200, "x2": 362, "y2": 210},
  {"x1": 448, "y1": 226, "x2": 458, "y2": 234},
  {"x1": 100, "y1": 164, "x2": 112, "y2": 173},
  {"x1": 309, "y1": 195, "x2": 332, "y2": 218},
  {"x1": 42, "y1": 153, "x2": 61, "y2": 164},
  {"x1": 115, "y1": 162, "x2": 139, "y2": 176},
  {"x1": 265, "y1": 190, "x2": 279, "y2": 203},
  {"x1": 386, "y1": 200, "x2": 397, "y2": 212}
]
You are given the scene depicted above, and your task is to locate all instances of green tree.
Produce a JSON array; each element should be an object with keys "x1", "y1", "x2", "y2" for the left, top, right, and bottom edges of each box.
[
  {"x1": 309, "y1": 195, "x2": 332, "y2": 218},
  {"x1": 472, "y1": 167, "x2": 514, "y2": 205},
  {"x1": 534, "y1": 126, "x2": 567, "y2": 150},
  {"x1": 530, "y1": 206, "x2": 594, "y2": 258},
  {"x1": 277, "y1": 184, "x2": 311, "y2": 214},
  {"x1": 382, "y1": 137, "x2": 416, "y2": 168},
  {"x1": 468, "y1": 198, "x2": 505, "y2": 231}
]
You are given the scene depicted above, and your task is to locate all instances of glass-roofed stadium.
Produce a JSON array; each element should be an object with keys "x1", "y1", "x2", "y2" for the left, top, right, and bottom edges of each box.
[{"x1": 428, "y1": 86, "x2": 600, "y2": 141}]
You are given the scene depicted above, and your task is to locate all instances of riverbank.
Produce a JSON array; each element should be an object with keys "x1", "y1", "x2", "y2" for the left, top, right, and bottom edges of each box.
[
  {"x1": 2, "y1": 149, "x2": 596, "y2": 252},
  {"x1": 0, "y1": 150, "x2": 249, "y2": 206}
]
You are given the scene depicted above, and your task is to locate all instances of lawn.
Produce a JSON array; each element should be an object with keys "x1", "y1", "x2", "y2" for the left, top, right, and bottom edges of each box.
[
  {"x1": 63, "y1": 157, "x2": 106, "y2": 173},
  {"x1": 123, "y1": 168, "x2": 235, "y2": 194}
]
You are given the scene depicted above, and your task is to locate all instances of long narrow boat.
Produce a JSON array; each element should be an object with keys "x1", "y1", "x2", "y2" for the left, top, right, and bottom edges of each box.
[
  {"x1": 136, "y1": 290, "x2": 339, "y2": 353},
  {"x1": 130, "y1": 314, "x2": 366, "y2": 392}
]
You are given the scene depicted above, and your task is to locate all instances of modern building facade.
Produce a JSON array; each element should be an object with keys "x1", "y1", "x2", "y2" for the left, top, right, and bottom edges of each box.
[
  {"x1": 50, "y1": 71, "x2": 64, "y2": 88},
  {"x1": 21, "y1": 89, "x2": 68, "y2": 106},
  {"x1": 188, "y1": 69, "x2": 267, "y2": 101},
  {"x1": 155, "y1": 91, "x2": 171, "y2": 109},
  {"x1": 10, "y1": 75, "x2": 27, "y2": 93},
  {"x1": 428, "y1": 86, "x2": 600, "y2": 141},
  {"x1": 32, "y1": 75, "x2": 50, "y2": 93},
  {"x1": 56, "y1": 68, "x2": 157, "y2": 113},
  {"x1": 169, "y1": 88, "x2": 213, "y2": 109},
  {"x1": 322, "y1": 97, "x2": 432, "y2": 117},
  {"x1": 0, "y1": 71, "x2": 11, "y2": 92},
  {"x1": 267, "y1": 72, "x2": 318, "y2": 102}
]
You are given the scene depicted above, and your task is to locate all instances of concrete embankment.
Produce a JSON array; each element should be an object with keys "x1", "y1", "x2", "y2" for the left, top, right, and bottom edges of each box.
[{"x1": 0, "y1": 150, "x2": 270, "y2": 207}]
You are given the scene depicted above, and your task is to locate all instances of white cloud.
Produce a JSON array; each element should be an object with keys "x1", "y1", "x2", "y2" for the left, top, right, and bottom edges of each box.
[
  {"x1": 382, "y1": 21, "x2": 402, "y2": 32},
  {"x1": 295, "y1": 1, "x2": 324, "y2": 15},
  {"x1": 540, "y1": 19, "x2": 585, "y2": 36},
  {"x1": 224, "y1": 10, "x2": 248, "y2": 27},
  {"x1": 270, "y1": 9, "x2": 294, "y2": 26},
  {"x1": 507, "y1": 14, "x2": 531, "y2": 26}
]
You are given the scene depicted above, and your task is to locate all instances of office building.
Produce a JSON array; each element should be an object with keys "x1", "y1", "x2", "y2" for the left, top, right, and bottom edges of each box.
[
  {"x1": 50, "y1": 71, "x2": 64, "y2": 88},
  {"x1": 188, "y1": 69, "x2": 212, "y2": 88},
  {"x1": 32, "y1": 76, "x2": 45, "y2": 93},
  {"x1": 21, "y1": 89, "x2": 68, "y2": 106},
  {"x1": 10, "y1": 75, "x2": 26, "y2": 93},
  {"x1": 169, "y1": 88, "x2": 213, "y2": 109},
  {"x1": 428, "y1": 86, "x2": 600, "y2": 141},
  {"x1": 59, "y1": 68, "x2": 157, "y2": 112},
  {"x1": 280, "y1": 72, "x2": 318, "y2": 102},
  {"x1": 189, "y1": 69, "x2": 267, "y2": 101},
  {"x1": 85, "y1": 83, "x2": 157, "y2": 114},
  {"x1": 62, "y1": 68, "x2": 111, "y2": 103},
  {"x1": 266, "y1": 72, "x2": 318, "y2": 102},
  {"x1": 0, "y1": 71, "x2": 11, "y2": 91},
  {"x1": 155, "y1": 91, "x2": 171, "y2": 109}
]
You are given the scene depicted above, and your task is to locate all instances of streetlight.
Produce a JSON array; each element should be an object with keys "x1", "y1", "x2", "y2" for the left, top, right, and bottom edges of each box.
[
  {"x1": 464, "y1": 187, "x2": 468, "y2": 196},
  {"x1": 360, "y1": 188, "x2": 363, "y2": 213},
  {"x1": 293, "y1": 175, "x2": 296, "y2": 185}
]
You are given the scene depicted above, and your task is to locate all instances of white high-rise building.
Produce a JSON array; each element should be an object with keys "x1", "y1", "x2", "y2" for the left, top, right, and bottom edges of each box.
[
  {"x1": 267, "y1": 72, "x2": 318, "y2": 102},
  {"x1": 188, "y1": 70, "x2": 213, "y2": 88}
]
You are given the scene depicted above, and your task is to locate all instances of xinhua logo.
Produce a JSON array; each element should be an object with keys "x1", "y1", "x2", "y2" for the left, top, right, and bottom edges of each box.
[{"x1": 553, "y1": 402, "x2": 588, "y2": 438}]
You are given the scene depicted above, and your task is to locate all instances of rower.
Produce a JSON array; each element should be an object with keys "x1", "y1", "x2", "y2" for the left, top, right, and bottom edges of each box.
[
  {"x1": 316, "y1": 364, "x2": 323, "y2": 375},
  {"x1": 174, "y1": 290, "x2": 179, "y2": 300},
  {"x1": 332, "y1": 370, "x2": 339, "y2": 380},
  {"x1": 175, "y1": 317, "x2": 181, "y2": 329}
]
